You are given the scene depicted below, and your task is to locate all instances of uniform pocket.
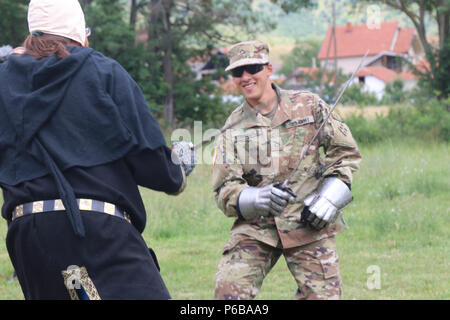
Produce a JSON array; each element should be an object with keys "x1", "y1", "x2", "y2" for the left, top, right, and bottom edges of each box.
[
  {"x1": 234, "y1": 130, "x2": 258, "y2": 166},
  {"x1": 221, "y1": 234, "x2": 249, "y2": 254},
  {"x1": 234, "y1": 128, "x2": 275, "y2": 177},
  {"x1": 288, "y1": 125, "x2": 316, "y2": 169}
]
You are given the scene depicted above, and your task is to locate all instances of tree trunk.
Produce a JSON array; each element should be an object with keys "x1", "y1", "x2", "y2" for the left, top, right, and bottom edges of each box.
[
  {"x1": 436, "y1": 0, "x2": 449, "y2": 50},
  {"x1": 383, "y1": 1, "x2": 431, "y2": 55},
  {"x1": 416, "y1": 0, "x2": 431, "y2": 54},
  {"x1": 130, "y1": 0, "x2": 149, "y2": 28},
  {"x1": 163, "y1": 37, "x2": 174, "y2": 126},
  {"x1": 149, "y1": 0, "x2": 175, "y2": 127},
  {"x1": 130, "y1": 0, "x2": 138, "y2": 27},
  {"x1": 149, "y1": 0, "x2": 160, "y2": 40}
]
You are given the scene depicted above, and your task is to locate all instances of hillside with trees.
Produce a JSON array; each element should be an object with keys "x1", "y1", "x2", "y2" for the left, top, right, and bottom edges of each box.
[{"x1": 0, "y1": 0, "x2": 447, "y2": 128}]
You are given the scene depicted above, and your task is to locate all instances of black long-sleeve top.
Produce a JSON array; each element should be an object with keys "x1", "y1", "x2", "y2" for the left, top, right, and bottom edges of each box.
[
  {"x1": 1, "y1": 146, "x2": 184, "y2": 233},
  {"x1": 0, "y1": 46, "x2": 184, "y2": 235}
]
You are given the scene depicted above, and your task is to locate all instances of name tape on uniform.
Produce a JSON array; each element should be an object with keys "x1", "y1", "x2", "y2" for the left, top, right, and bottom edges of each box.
[{"x1": 285, "y1": 116, "x2": 314, "y2": 129}]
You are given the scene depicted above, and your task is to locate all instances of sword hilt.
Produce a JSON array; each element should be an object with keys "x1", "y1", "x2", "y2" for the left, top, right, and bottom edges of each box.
[{"x1": 273, "y1": 182, "x2": 297, "y2": 199}]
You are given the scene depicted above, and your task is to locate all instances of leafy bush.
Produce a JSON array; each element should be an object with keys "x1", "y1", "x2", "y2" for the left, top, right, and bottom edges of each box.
[
  {"x1": 279, "y1": 37, "x2": 322, "y2": 77},
  {"x1": 346, "y1": 99, "x2": 450, "y2": 144},
  {"x1": 419, "y1": 41, "x2": 450, "y2": 100},
  {"x1": 340, "y1": 83, "x2": 380, "y2": 107},
  {"x1": 382, "y1": 79, "x2": 408, "y2": 104}
]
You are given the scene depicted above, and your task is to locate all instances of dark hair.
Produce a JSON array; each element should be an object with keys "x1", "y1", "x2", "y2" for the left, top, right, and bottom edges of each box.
[{"x1": 23, "y1": 33, "x2": 78, "y2": 59}]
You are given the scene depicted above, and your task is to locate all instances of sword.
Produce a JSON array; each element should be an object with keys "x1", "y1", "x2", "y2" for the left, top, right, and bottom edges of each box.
[{"x1": 274, "y1": 50, "x2": 369, "y2": 197}]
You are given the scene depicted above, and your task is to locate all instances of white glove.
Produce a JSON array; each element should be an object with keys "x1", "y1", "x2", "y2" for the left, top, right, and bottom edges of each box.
[
  {"x1": 303, "y1": 177, "x2": 352, "y2": 230},
  {"x1": 238, "y1": 184, "x2": 296, "y2": 220}
]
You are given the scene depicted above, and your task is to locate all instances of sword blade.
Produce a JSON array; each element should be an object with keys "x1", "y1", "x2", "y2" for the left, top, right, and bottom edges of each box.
[{"x1": 281, "y1": 50, "x2": 369, "y2": 188}]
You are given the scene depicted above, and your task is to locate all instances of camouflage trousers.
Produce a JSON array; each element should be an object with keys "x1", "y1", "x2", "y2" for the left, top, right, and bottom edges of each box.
[{"x1": 214, "y1": 235, "x2": 341, "y2": 300}]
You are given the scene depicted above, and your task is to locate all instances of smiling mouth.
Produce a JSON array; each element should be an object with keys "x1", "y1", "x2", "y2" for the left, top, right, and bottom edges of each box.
[{"x1": 242, "y1": 82, "x2": 256, "y2": 89}]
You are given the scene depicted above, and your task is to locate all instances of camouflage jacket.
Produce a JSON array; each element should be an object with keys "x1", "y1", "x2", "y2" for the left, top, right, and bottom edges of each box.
[{"x1": 212, "y1": 84, "x2": 362, "y2": 248}]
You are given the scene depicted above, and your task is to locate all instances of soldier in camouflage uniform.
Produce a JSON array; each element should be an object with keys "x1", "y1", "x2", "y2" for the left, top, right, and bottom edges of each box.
[{"x1": 212, "y1": 40, "x2": 362, "y2": 300}]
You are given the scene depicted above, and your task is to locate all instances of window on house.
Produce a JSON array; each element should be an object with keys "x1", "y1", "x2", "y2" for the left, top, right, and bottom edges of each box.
[
  {"x1": 386, "y1": 56, "x2": 401, "y2": 70},
  {"x1": 359, "y1": 76, "x2": 365, "y2": 84}
]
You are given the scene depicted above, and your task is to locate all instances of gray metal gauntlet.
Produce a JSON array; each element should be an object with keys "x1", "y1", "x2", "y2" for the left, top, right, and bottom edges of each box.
[
  {"x1": 302, "y1": 177, "x2": 353, "y2": 230},
  {"x1": 238, "y1": 184, "x2": 296, "y2": 220},
  {"x1": 171, "y1": 141, "x2": 198, "y2": 176}
]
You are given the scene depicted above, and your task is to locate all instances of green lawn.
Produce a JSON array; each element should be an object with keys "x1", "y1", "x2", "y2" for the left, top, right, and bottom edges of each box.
[{"x1": 1, "y1": 139, "x2": 449, "y2": 299}]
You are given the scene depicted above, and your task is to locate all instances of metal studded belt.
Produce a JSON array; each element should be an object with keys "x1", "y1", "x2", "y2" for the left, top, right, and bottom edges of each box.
[{"x1": 12, "y1": 199, "x2": 131, "y2": 224}]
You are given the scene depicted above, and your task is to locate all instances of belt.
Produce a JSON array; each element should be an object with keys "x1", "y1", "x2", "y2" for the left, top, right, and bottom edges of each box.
[{"x1": 12, "y1": 199, "x2": 131, "y2": 224}]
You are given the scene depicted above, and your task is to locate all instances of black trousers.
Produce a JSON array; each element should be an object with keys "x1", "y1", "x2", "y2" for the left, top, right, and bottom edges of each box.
[{"x1": 6, "y1": 211, "x2": 170, "y2": 300}]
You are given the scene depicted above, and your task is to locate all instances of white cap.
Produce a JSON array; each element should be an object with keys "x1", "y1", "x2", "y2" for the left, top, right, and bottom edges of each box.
[{"x1": 28, "y1": 0, "x2": 87, "y2": 46}]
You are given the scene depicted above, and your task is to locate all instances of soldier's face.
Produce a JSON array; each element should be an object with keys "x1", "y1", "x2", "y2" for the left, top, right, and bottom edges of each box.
[{"x1": 232, "y1": 64, "x2": 273, "y2": 106}]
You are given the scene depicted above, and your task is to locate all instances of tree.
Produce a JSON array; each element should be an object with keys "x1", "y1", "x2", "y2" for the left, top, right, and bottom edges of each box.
[
  {"x1": 145, "y1": 0, "x2": 276, "y2": 127},
  {"x1": 84, "y1": 0, "x2": 153, "y2": 87},
  {"x1": 83, "y1": 0, "x2": 167, "y2": 117},
  {"x1": 130, "y1": 0, "x2": 149, "y2": 27},
  {"x1": 0, "y1": 0, "x2": 28, "y2": 47},
  {"x1": 270, "y1": 0, "x2": 315, "y2": 13},
  {"x1": 376, "y1": 0, "x2": 449, "y2": 52},
  {"x1": 82, "y1": 0, "x2": 320, "y2": 127},
  {"x1": 79, "y1": 0, "x2": 95, "y2": 10},
  {"x1": 84, "y1": 0, "x2": 136, "y2": 65},
  {"x1": 279, "y1": 38, "x2": 322, "y2": 76},
  {"x1": 360, "y1": 0, "x2": 450, "y2": 99}
]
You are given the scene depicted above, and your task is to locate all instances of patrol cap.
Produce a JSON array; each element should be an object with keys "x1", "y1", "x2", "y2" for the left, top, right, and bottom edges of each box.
[
  {"x1": 225, "y1": 40, "x2": 270, "y2": 71},
  {"x1": 28, "y1": 0, "x2": 87, "y2": 46}
]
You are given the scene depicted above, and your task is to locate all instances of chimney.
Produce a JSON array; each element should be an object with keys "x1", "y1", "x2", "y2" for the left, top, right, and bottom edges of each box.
[{"x1": 345, "y1": 22, "x2": 353, "y2": 32}]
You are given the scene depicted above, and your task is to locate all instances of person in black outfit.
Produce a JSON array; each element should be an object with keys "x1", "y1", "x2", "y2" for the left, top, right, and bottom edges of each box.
[{"x1": 0, "y1": 0, "x2": 196, "y2": 300}]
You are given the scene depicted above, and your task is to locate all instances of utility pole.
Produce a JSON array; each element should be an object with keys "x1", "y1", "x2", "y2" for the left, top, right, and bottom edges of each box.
[
  {"x1": 332, "y1": 2, "x2": 338, "y2": 98},
  {"x1": 319, "y1": 2, "x2": 337, "y2": 97}
]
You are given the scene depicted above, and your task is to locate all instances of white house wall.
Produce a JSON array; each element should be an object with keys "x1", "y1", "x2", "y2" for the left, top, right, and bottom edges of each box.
[
  {"x1": 363, "y1": 76, "x2": 386, "y2": 100},
  {"x1": 320, "y1": 56, "x2": 367, "y2": 74}
]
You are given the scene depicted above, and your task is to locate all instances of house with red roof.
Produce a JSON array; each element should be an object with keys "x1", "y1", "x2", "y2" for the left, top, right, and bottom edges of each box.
[
  {"x1": 317, "y1": 21, "x2": 425, "y2": 99},
  {"x1": 319, "y1": 21, "x2": 424, "y2": 73}
]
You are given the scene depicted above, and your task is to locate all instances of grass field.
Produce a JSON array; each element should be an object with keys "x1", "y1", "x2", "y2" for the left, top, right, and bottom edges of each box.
[{"x1": 1, "y1": 138, "x2": 449, "y2": 300}]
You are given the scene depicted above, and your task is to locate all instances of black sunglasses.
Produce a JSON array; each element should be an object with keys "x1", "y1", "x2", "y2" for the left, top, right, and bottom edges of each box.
[{"x1": 231, "y1": 64, "x2": 267, "y2": 77}]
